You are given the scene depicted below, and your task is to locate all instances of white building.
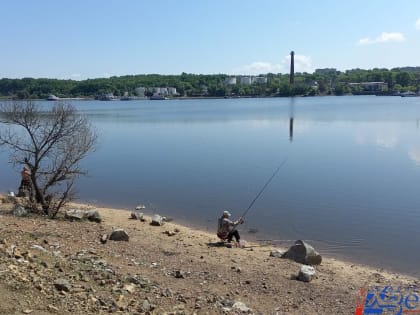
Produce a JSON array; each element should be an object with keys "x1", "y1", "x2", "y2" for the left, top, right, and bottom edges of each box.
[
  {"x1": 168, "y1": 87, "x2": 177, "y2": 95},
  {"x1": 153, "y1": 87, "x2": 169, "y2": 95},
  {"x1": 225, "y1": 77, "x2": 237, "y2": 85},
  {"x1": 240, "y1": 76, "x2": 252, "y2": 85},
  {"x1": 252, "y1": 76, "x2": 267, "y2": 84},
  {"x1": 135, "y1": 87, "x2": 146, "y2": 96}
]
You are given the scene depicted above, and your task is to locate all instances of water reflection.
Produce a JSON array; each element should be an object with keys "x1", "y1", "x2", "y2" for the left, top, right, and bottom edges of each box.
[{"x1": 289, "y1": 98, "x2": 295, "y2": 142}]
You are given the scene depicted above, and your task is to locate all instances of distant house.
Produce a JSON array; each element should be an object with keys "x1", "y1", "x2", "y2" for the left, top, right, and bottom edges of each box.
[{"x1": 225, "y1": 77, "x2": 237, "y2": 85}]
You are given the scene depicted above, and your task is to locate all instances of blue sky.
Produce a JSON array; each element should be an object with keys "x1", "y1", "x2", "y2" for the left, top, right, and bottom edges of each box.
[{"x1": 2, "y1": 0, "x2": 420, "y2": 79}]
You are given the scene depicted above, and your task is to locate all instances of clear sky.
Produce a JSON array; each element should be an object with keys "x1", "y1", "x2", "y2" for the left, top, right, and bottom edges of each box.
[{"x1": 2, "y1": 0, "x2": 420, "y2": 79}]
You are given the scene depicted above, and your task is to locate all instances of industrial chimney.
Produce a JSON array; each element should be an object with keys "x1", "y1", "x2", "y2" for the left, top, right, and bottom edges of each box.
[{"x1": 290, "y1": 51, "x2": 295, "y2": 85}]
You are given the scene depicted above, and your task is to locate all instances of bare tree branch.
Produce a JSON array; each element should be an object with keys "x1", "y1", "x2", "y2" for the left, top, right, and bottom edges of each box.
[{"x1": 0, "y1": 100, "x2": 97, "y2": 217}]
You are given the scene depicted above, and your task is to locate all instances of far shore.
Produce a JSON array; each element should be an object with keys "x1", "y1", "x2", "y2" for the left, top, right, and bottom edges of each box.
[
  {"x1": 0, "y1": 93, "x2": 404, "y2": 102},
  {"x1": 0, "y1": 194, "x2": 418, "y2": 314}
]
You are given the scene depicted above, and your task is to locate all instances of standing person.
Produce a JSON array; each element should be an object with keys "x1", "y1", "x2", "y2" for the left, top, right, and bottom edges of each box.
[
  {"x1": 18, "y1": 166, "x2": 33, "y2": 198},
  {"x1": 217, "y1": 210, "x2": 244, "y2": 244}
]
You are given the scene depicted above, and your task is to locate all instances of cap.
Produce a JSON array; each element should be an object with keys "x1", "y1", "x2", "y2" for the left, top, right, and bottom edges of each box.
[{"x1": 223, "y1": 210, "x2": 231, "y2": 217}]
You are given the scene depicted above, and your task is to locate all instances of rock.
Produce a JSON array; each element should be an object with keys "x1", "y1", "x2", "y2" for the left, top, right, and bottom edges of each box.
[
  {"x1": 173, "y1": 270, "x2": 185, "y2": 278},
  {"x1": 123, "y1": 283, "x2": 136, "y2": 293},
  {"x1": 281, "y1": 240, "x2": 322, "y2": 265},
  {"x1": 54, "y1": 278, "x2": 71, "y2": 292},
  {"x1": 151, "y1": 215, "x2": 164, "y2": 226},
  {"x1": 109, "y1": 229, "x2": 129, "y2": 242},
  {"x1": 31, "y1": 244, "x2": 47, "y2": 252},
  {"x1": 65, "y1": 209, "x2": 86, "y2": 221},
  {"x1": 220, "y1": 298, "x2": 234, "y2": 307},
  {"x1": 12, "y1": 205, "x2": 29, "y2": 217},
  {"x1": 100, "y1": 234, "x2": 108, "y2": 244},
  {"x1": 86, "y1": 209, "x2": 102, "y2": 223},
  {"x1": 297, "y1": 265, "x2": 316, "y2": 282},
  {"x1": 270, "y1": 249, "x2": 286, "y2": 258},
  {"x1": 47, "y1": 305, "x2": 59, "y2": 312},
  {"x1": 130, "y1": 211, "x2": 144, "y2": 220},
  {"x1": 13, "y1": 247, "x2": 23, "y2": 259},
  {"x1": 142, "y1": 299, "x2": 151, "y2": 312},
  {"x1": 233, "y1": 301, "x2": 251, "y2": 312},
  {"x1": 164, "y1": 230, "x2": 176, "y2": 236},
  {"x1": 161, "y1": 288, "x2": 173, "y2": 297}
]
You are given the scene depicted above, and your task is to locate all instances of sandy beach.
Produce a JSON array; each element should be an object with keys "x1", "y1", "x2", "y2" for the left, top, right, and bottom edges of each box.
[{"x1": 0, "y1": 195, "x2": 418, "y2": 314}]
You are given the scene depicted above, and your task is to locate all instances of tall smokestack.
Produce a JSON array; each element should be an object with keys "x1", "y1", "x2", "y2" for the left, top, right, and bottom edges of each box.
[{"x1": 290, "y1": 51, "x2": 295, "y2": 85}]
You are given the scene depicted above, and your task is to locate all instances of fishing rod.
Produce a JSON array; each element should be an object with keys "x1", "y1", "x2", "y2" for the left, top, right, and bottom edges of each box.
[{"x1": 240, "y1": 157, "x2": 288, "y2": 219}]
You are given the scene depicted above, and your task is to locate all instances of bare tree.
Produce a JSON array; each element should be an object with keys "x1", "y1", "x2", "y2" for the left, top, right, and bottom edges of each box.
[{"x1": 0, "y1": 101, "x2": 97, "y2": 217}]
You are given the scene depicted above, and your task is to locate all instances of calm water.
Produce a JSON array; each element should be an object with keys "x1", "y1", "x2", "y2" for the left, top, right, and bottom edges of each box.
[{"x1": 1, "y1": 96, "x2": 420, "y2": 276}]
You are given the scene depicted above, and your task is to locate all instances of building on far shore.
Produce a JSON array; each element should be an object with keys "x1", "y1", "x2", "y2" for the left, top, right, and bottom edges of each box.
[
  {"x1": 348, "y1": 82, "x2": 388, "y2": 92},
  {"x1": 135, "y1": 87, "x2": 146, "y2": 97},
  {"x1": 225, "y1": 77, "x2": 237, "y2": 85},
  {"x1": 252, "y1": 76, "x2": 268, "y2": 84},
  {"x1": 240, "y1": 76, "x2": 252, "y2": 85}
]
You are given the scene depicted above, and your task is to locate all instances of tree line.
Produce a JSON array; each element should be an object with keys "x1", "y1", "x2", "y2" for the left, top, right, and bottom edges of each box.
[{"x1": 1, "y1": 67, "x2": 420, "y2": 99}]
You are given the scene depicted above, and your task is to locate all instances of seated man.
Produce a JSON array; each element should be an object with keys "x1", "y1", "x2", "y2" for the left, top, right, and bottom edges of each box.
[{"x1": 217, "y1": 210, "x2": 244, "y2": 244}]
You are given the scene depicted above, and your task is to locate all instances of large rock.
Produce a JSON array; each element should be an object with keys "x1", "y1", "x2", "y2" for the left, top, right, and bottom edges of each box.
[
  {"x1": 54, "y1": 278, "x2": 71, "y2": 292},
  {"x1": 65, "y1": 209, "x2": 86, "y2": 221},
  {"x1": 269, "y1": 249, "x2": 285, "y2": 258},
  {"x1": 130, "y1": 211, "x2": 144, "y2": 221},
  {"x1": 151, "y1": 215, "x2": 164, "y2": 226},
  {"x1": 109, "y1": 229, "x2": 129, "y2": 242},
  {"x1": 232, "y1": 301, "x2": 252, "y2": 313},
  {"x1": 13, "y1": 205, "x2": 29, "y2": 217},
  {"x1": 298, "y1": 265, "x2": 316, "y2": 282},
  {"x1": 281, "y1": 240, "x2": 322, "y2": 265},
  {"x1": 86, "y1": 209, "x2": 102, "y2": 223}
]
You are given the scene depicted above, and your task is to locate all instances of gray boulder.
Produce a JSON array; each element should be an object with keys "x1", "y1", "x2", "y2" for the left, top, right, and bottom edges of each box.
[
  {"x1": 269, "y1": 249, "x2": 285, "y2": 258},
  {"x1": 109, "y1": 229, "x2": 129, "y2": 242},
  {"x1": 297, "y1": 265, "x2": 316, "y2": 282},
  {"x1": 13, "y1": 205, "x2": 29, "y2": 217},
  {"x1": 86, "y1": 209, "x2": 102, "y2": 223},
  {"x1": 130, "y1": 211, "x2": 144, "y2": 221},
  {"x1": 65, "y1": 209, "x2": 86, "y2": 221},
  {"x1": 151, "y1": 215, "x2": 164, "y2": 226},
  {"x1": 281, "y1": 240, "x2": 322, "y2": 265},
  {"x1": 232, "y1": 301, "x2": 252, "y2": 313}
]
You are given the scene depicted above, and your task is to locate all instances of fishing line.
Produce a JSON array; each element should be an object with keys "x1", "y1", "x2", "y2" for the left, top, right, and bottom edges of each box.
[{"x1": 240, "y1": 157, "x2": 288, "y2": 219}]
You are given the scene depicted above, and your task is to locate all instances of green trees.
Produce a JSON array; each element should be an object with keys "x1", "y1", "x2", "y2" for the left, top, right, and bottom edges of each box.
[{"x1": 1, "y1": 67, "x2": 420, "y2": 99}]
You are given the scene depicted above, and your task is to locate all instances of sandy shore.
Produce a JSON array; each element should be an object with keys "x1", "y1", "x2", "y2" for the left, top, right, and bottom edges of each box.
[{"x1": 0, "y1": 195, "x2": 418, "y2": 314}]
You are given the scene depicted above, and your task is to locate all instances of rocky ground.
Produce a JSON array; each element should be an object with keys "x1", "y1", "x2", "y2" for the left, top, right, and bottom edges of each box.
[{"x1": 0, "y1": 195, "x2": 418, "y2": 315}]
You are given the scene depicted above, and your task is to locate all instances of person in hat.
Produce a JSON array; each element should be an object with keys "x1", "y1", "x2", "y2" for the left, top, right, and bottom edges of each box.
[{"x1": 217, "y1": 210, "x2": 244, "y2": 244}]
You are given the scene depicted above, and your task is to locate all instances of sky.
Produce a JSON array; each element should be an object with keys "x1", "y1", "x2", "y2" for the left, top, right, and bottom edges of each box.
[{"x1": 2, "y1": 0, "x2": 420, "y2": 80}]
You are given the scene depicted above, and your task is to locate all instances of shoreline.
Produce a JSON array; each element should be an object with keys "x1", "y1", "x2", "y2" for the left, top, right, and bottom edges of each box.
[
  {"x1": 78, "y1": 198, "x2": 420, "y2": 280},
  {"x1": 0, "y1": 195, "x2": 418, "y2": 314},
  {"x1": 0, "y1": 93, "x2": 402, "y2": 102}
]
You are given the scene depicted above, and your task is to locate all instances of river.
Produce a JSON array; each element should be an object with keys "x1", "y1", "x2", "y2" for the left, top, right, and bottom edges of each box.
[{"x1": 1, "y1": 96, "x2": 420, "y2": 276}]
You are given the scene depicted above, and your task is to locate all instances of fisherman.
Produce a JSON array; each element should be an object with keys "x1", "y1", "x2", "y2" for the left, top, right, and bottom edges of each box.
[
  {"x1": 18, "y1": 166, "x2": 33, "y2": 198},
  {"x1": 217, "y1": 210, "x2": 244, "y2": 244}
]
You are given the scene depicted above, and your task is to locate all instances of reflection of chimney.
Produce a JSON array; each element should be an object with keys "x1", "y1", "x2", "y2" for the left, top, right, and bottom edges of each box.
[
  {"x1": 289, "y1": 117, "x2": 294, "y2": 142},
  {"x1": 290, "y1": 51, "x2": 295, "y2": 85}
]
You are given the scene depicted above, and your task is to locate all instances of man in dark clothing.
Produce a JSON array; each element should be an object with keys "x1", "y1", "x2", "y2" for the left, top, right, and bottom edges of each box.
[{"x1": 217, "y1": 210, "x2": 244, "y2": 244}]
